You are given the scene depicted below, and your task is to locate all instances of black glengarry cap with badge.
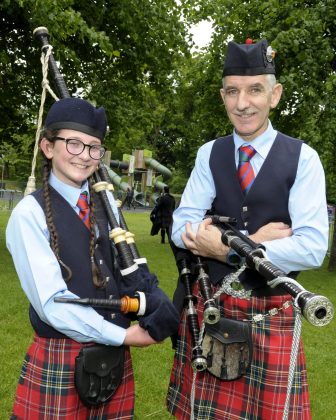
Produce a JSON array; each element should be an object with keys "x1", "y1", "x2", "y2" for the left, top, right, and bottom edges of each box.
[
  {"x1": 44, "y1": 97, "x2": 107, "y2": 141},
  {"x1": 223, "y1": 39, "x2": 276, "y2": 77}
]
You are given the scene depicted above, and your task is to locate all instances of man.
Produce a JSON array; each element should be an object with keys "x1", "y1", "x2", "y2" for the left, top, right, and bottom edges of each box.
[
  {"x1": 153, "y1": 186, "x2": 176, "y2": 244},
  {"x1": 166, "y1": 40, "x2": 328, "y2": 419},
  {"x1": 124, "y1": 186, "x2": 135, "y2": 209}
]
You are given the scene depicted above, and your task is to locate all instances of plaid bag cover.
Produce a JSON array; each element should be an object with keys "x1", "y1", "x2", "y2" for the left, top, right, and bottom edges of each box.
[{"x1": 166, "y1": 283, "x2": 311, "y2": 420}]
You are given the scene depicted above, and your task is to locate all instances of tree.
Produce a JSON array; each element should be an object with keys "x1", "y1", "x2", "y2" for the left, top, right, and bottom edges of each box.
[
  {"x1": 0, "y1": 0, "x2": 191, "y2": 182},
  {"x1": 329, "y1": 216, "x2": 336, "y2": 271},
  {"x1": 176, "y1": 0, "x2": 336, "y2": 202}
]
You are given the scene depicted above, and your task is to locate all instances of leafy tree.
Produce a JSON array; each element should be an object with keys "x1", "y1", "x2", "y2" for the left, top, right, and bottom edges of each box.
[
  {"x1": 177, "y1": 0, "x2": 336, "y2": 202},
  {"x1": 0, "y1": 0, "x2": 190, "y2": 183}
]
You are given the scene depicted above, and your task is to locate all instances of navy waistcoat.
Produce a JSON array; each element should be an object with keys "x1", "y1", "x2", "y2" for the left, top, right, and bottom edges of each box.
[
  {"x1": 206, "y1": 132, "x2": 302, "y2": 289},
  {"x1": 30, "y1": 187, "x2": 130, "y2": 338}
]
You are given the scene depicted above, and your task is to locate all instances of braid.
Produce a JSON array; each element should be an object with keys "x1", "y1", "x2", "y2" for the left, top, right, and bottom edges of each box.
[
  {"x1": 42, "y1": 146, "x2": 72, "y2": 282},
  {"x1": 43, "y1": 159, "x2": 59, "y2": 257},
  {"x1": 89, "y1": 179, "x2": 106, "y2": 288}
]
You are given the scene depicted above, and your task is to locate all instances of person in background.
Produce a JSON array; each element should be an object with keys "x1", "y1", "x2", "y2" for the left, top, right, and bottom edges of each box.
[
  {"x1": 152, "y1": 186, "x2": 176, "y2": 244},
  {"x1": 124, "y1": 186, "x2": 135, "y2": 210},
  {"x1": 166, "y1": 39, "x2": 328, "y2": 419},
  {"x1": 6, "y1": 97, "x2": 179, "y2": 419}
]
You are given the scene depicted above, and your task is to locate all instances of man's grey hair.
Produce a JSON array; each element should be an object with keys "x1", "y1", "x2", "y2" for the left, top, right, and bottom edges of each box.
[{"x1": 266, "y1": 74, "x2": 277, "y2": 89}]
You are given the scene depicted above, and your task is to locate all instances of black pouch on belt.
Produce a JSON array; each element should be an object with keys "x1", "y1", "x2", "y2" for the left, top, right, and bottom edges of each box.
[
  {"x1": 75, "y1": 344, "x2": 125, "y2": 406},
  {"x1": 201, "y1": 317, "x2": 252, "y2": 381}
]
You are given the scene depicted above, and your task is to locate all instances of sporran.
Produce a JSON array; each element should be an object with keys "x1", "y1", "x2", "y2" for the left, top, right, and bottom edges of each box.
[
  {"x1": 201, "y1": 316, "x2": 252, "y2": 380},
  {"x1": 75, "y1": 344, "x2": 124, "y2": 406}
]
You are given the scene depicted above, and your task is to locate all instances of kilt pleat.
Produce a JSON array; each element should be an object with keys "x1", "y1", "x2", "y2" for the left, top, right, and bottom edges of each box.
[
  {"x1": 12, "y1": 335, "x2": 134, "y2": 420},
  {"x1": 166, "y1": 283, "x2": 311, "y2": 420}
]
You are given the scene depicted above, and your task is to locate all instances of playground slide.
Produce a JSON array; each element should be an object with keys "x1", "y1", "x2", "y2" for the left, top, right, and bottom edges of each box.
[
  {"x1": 144, "y1": 157, "x2": 172, "y2": 181},
  {"x1": 105, "y1": 164, "x2": 147, "y2": 206},
  {"x1": 108, "y1": 158, "x2": 172, "y2": 205},
  {"x1": 104, "y1": 165, "x2": 129, "y2": 192}
]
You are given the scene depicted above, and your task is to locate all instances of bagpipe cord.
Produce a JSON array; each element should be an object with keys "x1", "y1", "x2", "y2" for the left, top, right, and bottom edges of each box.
[{"x1": 24, "y1": 43, "x2": 59, "y2": 195}]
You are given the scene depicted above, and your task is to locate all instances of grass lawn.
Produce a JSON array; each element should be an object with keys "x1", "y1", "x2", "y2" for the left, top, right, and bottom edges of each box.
[{"x1": 0, "y1": 210, "x2": 335, "y2": 419}]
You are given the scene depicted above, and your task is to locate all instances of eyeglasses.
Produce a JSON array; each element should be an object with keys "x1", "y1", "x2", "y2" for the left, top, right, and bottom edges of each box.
[{"x1": 52, "y1": 137, "x2": 106, "y2": 160}]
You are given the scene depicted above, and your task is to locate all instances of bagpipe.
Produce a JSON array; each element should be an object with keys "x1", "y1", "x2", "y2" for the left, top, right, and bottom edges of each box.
[
  {"x1": 173, "y1": 215, "x2": 334, "y2": 375},
  {"x1": 33, "y1": 26, "x2": 179, "y2": 341},
  {"x1": 212, "y1": 215, "x2": 334, "y2": 327}
]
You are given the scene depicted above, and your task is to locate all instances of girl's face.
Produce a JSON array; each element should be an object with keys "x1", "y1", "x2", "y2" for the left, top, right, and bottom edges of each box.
[{"x1": 40, "y1": 129, "x2": 102, "y2": 188}]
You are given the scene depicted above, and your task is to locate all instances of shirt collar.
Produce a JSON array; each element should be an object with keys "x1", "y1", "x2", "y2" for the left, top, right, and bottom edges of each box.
[
  {"x1": 233, "y1": 120, "x2": 277, "y2": 159},
  {"x1": 49, "y1": 171, "x2": 90, "y2": 208}
]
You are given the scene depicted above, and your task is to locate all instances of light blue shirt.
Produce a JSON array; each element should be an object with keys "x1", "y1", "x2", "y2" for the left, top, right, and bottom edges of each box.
[
  {"x1": 172, "y1": 122, "x2": 329, "y2": 273},
  {"x1": 6, "y1": 171, "x2": 126, "y2": 346}
]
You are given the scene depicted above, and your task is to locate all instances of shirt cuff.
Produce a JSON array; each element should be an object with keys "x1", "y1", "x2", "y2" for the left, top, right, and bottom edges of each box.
[{"x1": 101, "y1": 321, "x2": 127, "y2": 346}]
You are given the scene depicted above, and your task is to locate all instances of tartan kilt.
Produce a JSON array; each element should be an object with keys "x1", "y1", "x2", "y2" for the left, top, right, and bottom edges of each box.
[
  {"x1": 12, "y1": 335, "x2": 134, "y2": 420},
  {"x1": 166, "y1": 282, "x2": 311, "y2": 420}
]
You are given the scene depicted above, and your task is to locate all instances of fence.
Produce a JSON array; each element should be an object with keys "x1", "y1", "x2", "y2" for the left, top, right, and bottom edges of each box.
[
  {"x1": 0, "y1": 189, "x2": 24, "y2": 211},
  {"x1": 0, "y1": 189, "x2": 335, "y2": 255}
]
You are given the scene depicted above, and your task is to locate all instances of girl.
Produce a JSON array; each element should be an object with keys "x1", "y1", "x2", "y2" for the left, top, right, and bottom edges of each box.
[{"x1": 6, "y1": 97, "x2": 179, "y2": 419}]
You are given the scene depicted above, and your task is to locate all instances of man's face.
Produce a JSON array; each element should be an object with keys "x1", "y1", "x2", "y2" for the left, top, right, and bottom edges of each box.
[{"x1": 220, "y1": 75, "x2": 282, "y2": 141}]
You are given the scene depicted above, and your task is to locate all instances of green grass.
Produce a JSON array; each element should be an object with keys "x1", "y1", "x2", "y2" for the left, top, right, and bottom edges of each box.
[{"x1": 1, "y1": 210, "x2": 335, "y2": 419}]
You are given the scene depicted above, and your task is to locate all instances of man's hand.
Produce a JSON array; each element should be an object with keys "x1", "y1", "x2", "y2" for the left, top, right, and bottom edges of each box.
[
  {"x1": 181, "y1": 219, "x2": 292, "y2": 262},
  {"x1": 181, "y1": 218, "x2": 229, "y2": 262},
  {"x1": 249, "y1": 222, "x2": 292, "y2": 243}
]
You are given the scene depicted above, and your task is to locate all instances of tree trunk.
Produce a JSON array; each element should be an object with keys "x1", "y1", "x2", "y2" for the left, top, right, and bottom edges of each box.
[{"x1": 328, "y1": 207, "x2": 336, "y2": 271}]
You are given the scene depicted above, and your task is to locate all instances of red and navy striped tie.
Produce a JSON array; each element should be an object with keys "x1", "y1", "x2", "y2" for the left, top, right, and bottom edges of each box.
[
  {"x1": 238, "y1": 145, "x2": 256, "y2": 194},
  {"x1": 77, "y1": 191, "x2": 90, "y2": 229}
]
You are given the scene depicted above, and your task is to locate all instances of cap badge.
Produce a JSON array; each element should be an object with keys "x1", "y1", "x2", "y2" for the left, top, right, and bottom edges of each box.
[{"x1": 266, "y1": 45, "x2": 276, "y2": 62}]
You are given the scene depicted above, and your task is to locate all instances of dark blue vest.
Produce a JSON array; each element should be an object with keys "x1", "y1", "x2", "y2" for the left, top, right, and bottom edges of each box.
[
  {"x1": 206, "y1": 132, "x2": 303, "y2": 290},
  {"x1": 30, "y1": 187, "x2": 131, "y2": 338}
]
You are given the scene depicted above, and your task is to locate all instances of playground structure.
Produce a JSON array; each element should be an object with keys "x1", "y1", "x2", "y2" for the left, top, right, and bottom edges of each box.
[{"x1": 102, "y1": 149, "x2": 172, "y2": 207}]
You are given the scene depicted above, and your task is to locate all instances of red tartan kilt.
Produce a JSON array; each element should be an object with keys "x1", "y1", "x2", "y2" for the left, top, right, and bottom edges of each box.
[
  {"x1": 167, "y1": 282, "x2": 312, "y2": 420},
  {"x1": 12, "y1": 335, "x2": 134, "y2": 419}
]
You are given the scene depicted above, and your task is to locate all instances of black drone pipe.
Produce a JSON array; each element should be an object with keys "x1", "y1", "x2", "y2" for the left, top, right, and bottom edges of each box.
[
  {"x1": 211, "y1": 215, "x2": 334, "y2": 327},
  {"x1": 34, "y1": 27, "x2": 70, "y2": 99},
  {"x1": 98, "y1": 163, "x2": 141, "y2": 261},
  {"x1": 92, "y1": 171, "x2": 138, "y2": 273},
  {"x1": 176, "y1": 254, "x2": 207, "y2": 371},
  {"x1": 194, "y1": 257, "x2": 221, "y2": 325},
  {"x1": 54, "y1": 295, "x2": 141, "y2": 314}
]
